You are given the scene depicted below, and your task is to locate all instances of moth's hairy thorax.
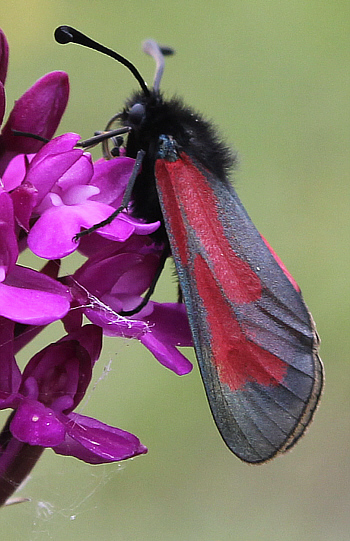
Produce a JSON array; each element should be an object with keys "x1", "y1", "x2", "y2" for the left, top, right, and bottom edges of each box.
[{"x1": 119, "y1": 90, "x2": 235, "y2": 243}]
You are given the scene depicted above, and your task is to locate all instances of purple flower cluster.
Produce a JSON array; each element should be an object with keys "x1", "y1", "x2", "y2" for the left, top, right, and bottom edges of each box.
[{"x1": 0, "y1": 28, "x2": 192, "y2": 496}]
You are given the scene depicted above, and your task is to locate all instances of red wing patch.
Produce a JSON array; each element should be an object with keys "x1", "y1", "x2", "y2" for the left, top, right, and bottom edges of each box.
[
  {"x1": 194, "y1": 253, "x2": 287, "y2": 391},
  {"x1": 156, "y1": 154, "x2": 261, "y2": 304}
]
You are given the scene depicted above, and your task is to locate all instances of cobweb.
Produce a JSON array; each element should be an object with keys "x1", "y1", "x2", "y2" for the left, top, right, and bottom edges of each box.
[{"x1": 1, "y1": 338, "x2": 135, "y2": 541}]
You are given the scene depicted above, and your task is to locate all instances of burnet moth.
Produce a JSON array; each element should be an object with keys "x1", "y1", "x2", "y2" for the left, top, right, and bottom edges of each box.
[{"x1": 55, "y1": 26, "x2": 323, "y2": 464}]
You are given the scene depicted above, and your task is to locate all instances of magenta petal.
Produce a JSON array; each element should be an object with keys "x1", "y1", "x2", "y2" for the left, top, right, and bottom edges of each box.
[
  {"x1": 0, "y1": 189, "x2": 15, "y2": 227},
  {"x1": 75, "y1": 252, "x2": 148, "y2": 297},
  {"x1": 130, "y1": 217, "x2": 161, "y2": 236},
  {"x1": 11, "y1": 181, "x2": 38, "y2": 231},
  {"x1": 28, "y1": 205, "x2": 87, "y2": 258},
  {"x1": 58, "y1": 154, "x2": 94, "y2": 192},
  {"x1": 29, "y1": 132, "x2": 81, "y2": 169},
  {"x1": 28, "y1": 201, "x2": 139, "y2": 259},
  {"x1": 0, "y1": 266, "x2": 71, "y2": 324},
  {"x1": 10, "y1": 400, "x2": 65, "y2": 446},
  {"x1": 90, "y1": 157, "x2": 134, "y2": 205},
  {"x1": 145, "y1": 303, "x2": 193, "y2": 347},
  {"x1": 0, "y1": 191, "x2": 18, "y2": 278},
  {"x1": 22, "y1": 339, "x2": 93, "y2": 412},
  {"x1": 4, "y1": 265, "x2": 70, "y2": 297},
  {"x1": 140, "y1": 331, "x2": 193, "y2": 375},
  {"x1": 27, "y1": 203, "x2": 108, "y2": 259},
  {"x1": 59, "y1": 324, "x2": 103, "y2": 366},
  {"x1": 0, "y1": 317, "x2": 21, "y2": 398},
  {"x1": 53, "y1": 413, "x2": 147, "y2": 464},
  {"x1": 0, "y1": 81, "x2": 5, "y2": 126},
  {"x1": 1, "y1": 153, "x2": 31, "y2": 191},
  {"x1": 112, "y1": 254, "x2": 160, "y2": 297},
  {"x1": 0, "y1": 29, "x2": 9, "y2": 85},
  {"x1": 76, "y1": 202, "x2": 136, "y2": 241},
  {"x1": 0, "y1": 282, "x2": 70, "y2": 324},
  {"x1": 2, "y1": 71, "x2": 69, "y2": 153},
  {"x1": 84, "y1": 305, "x2": 149, "y2": 338},
  {"x1": 27, "y1": 149, "x2": 84, "y2": 205}
]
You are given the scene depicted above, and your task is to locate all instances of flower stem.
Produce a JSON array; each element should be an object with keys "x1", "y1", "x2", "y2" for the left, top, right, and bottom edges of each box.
[{"x1": 0, "y1": 414, "x2": 44, "y2": 507}]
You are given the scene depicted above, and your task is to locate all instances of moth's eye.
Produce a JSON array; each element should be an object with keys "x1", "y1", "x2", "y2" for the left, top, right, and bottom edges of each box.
[{"x1": 128, "y1": 103, "x2": 145, "y2": 126}]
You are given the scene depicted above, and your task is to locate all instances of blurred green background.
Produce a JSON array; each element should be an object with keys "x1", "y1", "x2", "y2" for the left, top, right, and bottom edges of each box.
[{"x1": 1, "y1": 1, "x2": 349, "y2": 540}]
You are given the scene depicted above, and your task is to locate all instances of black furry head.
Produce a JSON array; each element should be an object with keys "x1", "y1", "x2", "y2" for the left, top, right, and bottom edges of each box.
[{"x1": 119, "y1": 89, "x2": 235, "y2": 242}]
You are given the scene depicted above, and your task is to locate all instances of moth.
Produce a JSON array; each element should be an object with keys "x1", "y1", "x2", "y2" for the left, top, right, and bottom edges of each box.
[{"x1": 55, "y1": 26, "x2": 323, "y2": 463}]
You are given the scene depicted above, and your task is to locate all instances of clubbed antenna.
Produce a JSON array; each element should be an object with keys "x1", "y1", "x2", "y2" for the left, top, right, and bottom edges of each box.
[{"x1": 54, "y1": 26, "x2": 150, "y2": 97}]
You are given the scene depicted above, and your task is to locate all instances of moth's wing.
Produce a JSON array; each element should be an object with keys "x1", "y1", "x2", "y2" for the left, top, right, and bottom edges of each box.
[{"x1": 155, "y1": 152, "x2": 323, "y2": 463}]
